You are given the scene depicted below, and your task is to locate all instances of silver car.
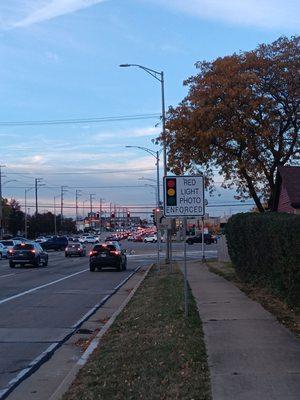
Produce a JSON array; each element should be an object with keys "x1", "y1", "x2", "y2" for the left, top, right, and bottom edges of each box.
[
  {"x1": 65, "y1": 243, "x2": 86, "y2": 257},
  {"x1": 0, "y1": 243, "x2": 8, "y2": 259}
]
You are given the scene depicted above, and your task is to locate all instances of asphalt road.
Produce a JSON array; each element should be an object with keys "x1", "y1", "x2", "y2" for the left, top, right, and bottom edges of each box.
[{"x1": 0, "y1": 240, "x2": 217, "y2": 396}]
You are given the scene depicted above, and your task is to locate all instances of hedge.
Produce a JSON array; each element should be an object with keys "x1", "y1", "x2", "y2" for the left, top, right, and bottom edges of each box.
[{"x1": 225, "y1": 212, "x2": 300, "y2": 305}]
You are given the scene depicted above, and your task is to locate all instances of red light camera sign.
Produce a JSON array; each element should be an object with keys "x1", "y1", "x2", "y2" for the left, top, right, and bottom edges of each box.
[{"x1": 163, "y1": 176, "x2": 205, "y2": 217}]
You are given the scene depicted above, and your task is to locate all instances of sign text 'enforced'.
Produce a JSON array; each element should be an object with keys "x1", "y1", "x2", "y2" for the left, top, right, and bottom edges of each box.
[{"x1": 163, "y1": 176, "x2": 205, "y2": 217}]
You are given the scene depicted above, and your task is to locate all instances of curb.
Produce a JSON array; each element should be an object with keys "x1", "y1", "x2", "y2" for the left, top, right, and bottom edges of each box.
[
  {"x1": 0, "y1": 266, "x2": 142, "y2": 400},
  {"x1": 49, "y1": 263, "x2": 153, "y2": 400}
]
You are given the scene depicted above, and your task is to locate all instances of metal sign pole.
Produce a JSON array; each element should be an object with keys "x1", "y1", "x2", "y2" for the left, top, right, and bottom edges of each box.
[
  {"x1": 157, "y1": 229, "x2": 161, "y2": 272},
  {"x1": 169, "y1": 229, "x2": 173, "y2": 273},
  {"x1": 183, "y1": 217, "x2": 188, "y2": 318},
  {"x1": 202, "y1": 216, "x2": 205, "y2": 262}
]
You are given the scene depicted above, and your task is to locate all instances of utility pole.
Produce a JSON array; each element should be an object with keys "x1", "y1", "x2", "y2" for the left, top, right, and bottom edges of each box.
[
  {"x1": 75, "y1": 190, "x2": 82, "y2": 223},
  {"x1": 34, "y1": 178, "x2": 43, "y2": 216},
  {"x1": 99, "y1": 198, "x2": 105, "y2": 232},
  {"x1": 0, "y1": 165, "x2": 5, "y2": 239},
  {"x1": 60, "y1": 186, "x2": 68, "y2": 231},
  {"x1": 24, "y1": 188, "x2": 33, "y2": 238},
  {"x1": 54, "y1": 195, "x2": 60, "y2": 236},
  {"x1": 109, "y1": 202, "x2": 112, "y2": 230},
  {"x1": 89, "y1": 194, "x2": 95, "y2": 230}
]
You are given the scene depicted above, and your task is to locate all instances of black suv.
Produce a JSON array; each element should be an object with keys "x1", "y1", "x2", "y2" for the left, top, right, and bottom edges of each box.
[
  {"x1": 41, "y1": 236, "x2": 68, "y2": 251},
  {"x1": 89, "y1": 243, "x2": 127, "y2": 272},
  {"x1": 186, "y1": 234, "x2": 215, "y2": 245},
  {"x1": 9, "y1": 243, "x2": 48, "y2": 268}
]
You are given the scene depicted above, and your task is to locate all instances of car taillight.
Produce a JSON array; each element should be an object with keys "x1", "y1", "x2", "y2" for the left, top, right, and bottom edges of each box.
[
  {"x1": 110, "y1": 250, "x2": 120, "y2": 256},
  {"x1": 65, "y1": 247, "x2": 69, "y2": 251},
  {"x1": 30, "y1": 249, "x2": 36, "y2": 254},
  {"x1": 89, "y1": 250, "x2": 97, "y2": 256}
]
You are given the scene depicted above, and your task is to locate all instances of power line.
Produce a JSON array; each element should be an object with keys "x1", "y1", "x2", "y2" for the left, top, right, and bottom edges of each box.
[
  {"x1": 0, "y1": 113, "x2": 161, "y2": 127},
  {"x1": 5, "y1": 168, "x2": 156, "y2": 175}
]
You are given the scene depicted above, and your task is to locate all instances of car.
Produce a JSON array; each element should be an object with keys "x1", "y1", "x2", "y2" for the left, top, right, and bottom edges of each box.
[
  {"x1": 0, "y1": 239, "x2": 22, "y2": 253},
  {"x1": 105, "y1": 235, "x2": 119, "y2": 242},
  {"x1": 89, "y1": 243, "x2": 127, "y2": 272},
  {"x1": 186, "y1": 234, "x2": 215, "y2": 245},
  {"x1": 35, "y1": 236, "x2": 48, "y2": 243},
  {"x1": 82, "y1": 236, "x2": 99, "y2": 244},
  {"x1": 9, "y1": 242, "x2": 48, "y2": 268},
  {"x1": 132, "y1": 235, "x2": 143, "y2": 242},
  {"x1": 41, "y1": 236, "x2": 68, "y2": 251},
  {"x1": 144, "y1": 235, "x2": 157, "y2": 243},
  {"x1": 0, "y1": 243, "x2": 8, "y2": 259},
  {"x1": 65, "y1": 243, "x2": 86, "y2": 257}
]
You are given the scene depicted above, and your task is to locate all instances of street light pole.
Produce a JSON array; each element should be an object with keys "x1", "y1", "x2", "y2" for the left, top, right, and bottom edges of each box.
[
  {"x1": 120, "y1": 63, "x2": 169, "y2": 263},
  {"x1": 0, "y1": 165, "x2": 6, "y2": 239},
  {"x1": 160, "y1": 71, "x2": 167, "y2": 177},
  {"x1": 126, "y1": 145, "x2": 162, "y2": 270},
  {"x1": 126, "y1": 146, "x2": 161, "y2": 207},
  {"x1": 120, "y1": 64, "x2": 167, "y2": 176}
]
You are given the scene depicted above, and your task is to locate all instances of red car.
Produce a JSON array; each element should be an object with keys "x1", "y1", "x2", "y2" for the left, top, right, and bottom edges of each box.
[{"x1": 132, "y1": 235, "x2": 143, "y2": 242}]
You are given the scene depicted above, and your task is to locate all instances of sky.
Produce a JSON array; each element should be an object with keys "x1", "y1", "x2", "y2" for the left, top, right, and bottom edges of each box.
[{"x1": 0, "y1": 0, "x2": 299, "y2": 218}]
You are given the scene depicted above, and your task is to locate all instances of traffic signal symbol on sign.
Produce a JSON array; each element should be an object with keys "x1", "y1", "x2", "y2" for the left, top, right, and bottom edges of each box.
[{"x1": 166, "y1": 178, "x2": 177, "y2": 206}]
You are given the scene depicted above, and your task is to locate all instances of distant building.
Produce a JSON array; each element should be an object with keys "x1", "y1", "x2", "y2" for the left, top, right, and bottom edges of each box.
[{"x1": 272, "y1": 166, "x2": 300, "y2": 214}]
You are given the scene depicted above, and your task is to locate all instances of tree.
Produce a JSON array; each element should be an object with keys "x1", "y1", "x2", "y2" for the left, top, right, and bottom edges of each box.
[
  {"x1": 163, "y1": 36, "x2": 300, "y2": 212},
  {"x1": 28, "y1": 212, "x2": 76, "y2": 237},
  {"x1": 1, "y1": 198, "x2": 24, "y2": 235}
]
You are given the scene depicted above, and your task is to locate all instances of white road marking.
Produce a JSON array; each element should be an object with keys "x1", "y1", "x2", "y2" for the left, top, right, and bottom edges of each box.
[
  {"x1": 127, "y1": 250, "x2": 217, "y2": 258},
  {"x1": 0, "y1": 268, "x2": 89, "y2": 306},
  {"x1": 0, "y1": 273, "x2": 15, "y2": 279}
]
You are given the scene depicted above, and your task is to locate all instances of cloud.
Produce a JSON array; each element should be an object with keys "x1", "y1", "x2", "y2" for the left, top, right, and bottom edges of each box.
[
  {"x1": 93, "y1": 126, "x2": 160, "y2": 141},
  {"x1": 157, "y1": 0, "x2": 299, "y2": 30},
  {"x1": 21, "y1": 154, "x2": 45, "y2": 165},
  {"x1": 12, "y1": 0, "x2": 107, "y2": 28}
]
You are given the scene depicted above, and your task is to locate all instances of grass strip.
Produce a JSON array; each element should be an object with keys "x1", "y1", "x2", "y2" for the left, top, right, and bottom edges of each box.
[
  {"x1": 63, "y1": 264, "x2": 212, "y2": 400},
  {"x1": 208, "y1": 261, "x2": 300, "y2": 339}
]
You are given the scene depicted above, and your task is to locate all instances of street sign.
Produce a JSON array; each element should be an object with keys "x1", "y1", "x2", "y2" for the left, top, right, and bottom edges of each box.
[{"x1": 163, "y1": 175, "x2": 205, "y2": 217}]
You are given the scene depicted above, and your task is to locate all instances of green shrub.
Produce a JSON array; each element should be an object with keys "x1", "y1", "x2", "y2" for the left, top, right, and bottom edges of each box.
[{"x1": 226, "y1": 213, "x2": 300, "y2": 305}]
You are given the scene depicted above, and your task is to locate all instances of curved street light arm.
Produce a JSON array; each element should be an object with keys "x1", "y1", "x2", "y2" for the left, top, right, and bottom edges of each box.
[
  {"x1": 120, "y1": 64, "x2": 162, "y2": 82},
  {"x1": 125, "y1": 145, "x2": 157, "y2": 158}
]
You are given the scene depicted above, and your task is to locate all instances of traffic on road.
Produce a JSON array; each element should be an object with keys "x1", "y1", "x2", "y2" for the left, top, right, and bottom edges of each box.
[{"x1": 0, "y1": 228, "x2": 217, "y2": 397}]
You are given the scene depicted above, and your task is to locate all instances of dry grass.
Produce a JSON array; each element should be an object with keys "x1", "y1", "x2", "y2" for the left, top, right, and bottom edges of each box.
[{"x1": 63, "y1": 264, "x2": 212, "y2": 400}]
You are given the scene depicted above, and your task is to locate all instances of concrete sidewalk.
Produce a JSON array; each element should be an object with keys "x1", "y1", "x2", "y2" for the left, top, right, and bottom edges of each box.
[{"x1": 186, "y1": 262, "x2": 300, "y2": 400}]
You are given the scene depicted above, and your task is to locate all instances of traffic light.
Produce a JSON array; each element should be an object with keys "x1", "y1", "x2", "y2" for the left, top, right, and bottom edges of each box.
[
  {"x1": 111, "y1": 213, "x2": 115, "y2": 219},
  {"x1": 127, "y1": 211, "x2": 130, "y2": 218},
  {"x1": 151, "y1": 209, "x2": 156, "y2": 225},
  {"x1": 166, "y1": 177, "x2": 177, "y2": 206}
]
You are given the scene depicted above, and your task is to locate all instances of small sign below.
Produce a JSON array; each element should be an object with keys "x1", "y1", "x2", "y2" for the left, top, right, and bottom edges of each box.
[{"x1": 163, "y1": 175, "x2": 205, "y2": 217}]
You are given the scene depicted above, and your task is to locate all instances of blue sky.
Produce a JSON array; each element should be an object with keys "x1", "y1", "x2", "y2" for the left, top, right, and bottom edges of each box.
[{"x1": 0, "y1": 0, "x2": 298, "y2": 217}]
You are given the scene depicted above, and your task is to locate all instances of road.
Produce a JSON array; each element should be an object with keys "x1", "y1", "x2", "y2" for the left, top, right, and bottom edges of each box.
[{"x1": 0, "y1": 240, "x2": 217, "y2": 396}]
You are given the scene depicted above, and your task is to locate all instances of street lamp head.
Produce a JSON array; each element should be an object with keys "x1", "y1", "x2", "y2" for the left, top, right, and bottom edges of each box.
[{"x1": 119, "y1": 64, "x2": 131, "y2": 68}]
